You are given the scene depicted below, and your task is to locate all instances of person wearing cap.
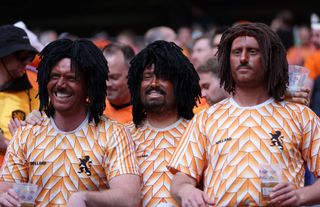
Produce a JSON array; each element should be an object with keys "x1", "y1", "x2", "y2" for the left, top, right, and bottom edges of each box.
[{"x1": 0, "y1": 25, "x2": 39, "y2": 165}]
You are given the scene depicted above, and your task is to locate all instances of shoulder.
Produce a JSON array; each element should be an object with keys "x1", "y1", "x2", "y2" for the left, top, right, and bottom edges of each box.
[
  {"x1": 98, "y1": 115, "x2": 129, "y2": 133},
  {"x1": 278, "y1": 101, "x2": 318, "y2": 119}
]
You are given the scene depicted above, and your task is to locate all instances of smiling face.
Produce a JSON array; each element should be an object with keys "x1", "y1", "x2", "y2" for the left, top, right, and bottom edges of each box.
[
  {"x1": 140, "y1": 64, "x2": 176, "y2": 113},
  {"x1": 47, "y1": 58, "x2": 87, "y2": 116},
  {"x1": 230, "y1": 36, "x2": 265, "y2": 88}
]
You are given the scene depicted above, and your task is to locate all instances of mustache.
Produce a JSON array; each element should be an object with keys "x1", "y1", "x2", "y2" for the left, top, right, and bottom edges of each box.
[
  {"x1": 145, "y1": 86, "x2": 166, "y2": 95},
  {"x1": 53, "y1": 88, "x2": 70, "y2": 94},
  {"x1": 236, "y1": 64, "x2": 253, "y2": 70}
]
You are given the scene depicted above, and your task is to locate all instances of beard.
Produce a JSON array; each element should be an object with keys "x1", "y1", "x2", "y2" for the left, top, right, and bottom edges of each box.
[{"x1": 143, "y1": 99, "x2": 167, "y2": 113}]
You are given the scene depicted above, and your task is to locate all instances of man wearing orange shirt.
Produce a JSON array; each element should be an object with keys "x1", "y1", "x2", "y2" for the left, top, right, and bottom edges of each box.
[
  {"x1": 0, "y1": 39, "x2": 140, "y2": 207},
  {"x1": 102, "y1": 42, "x2": 135, "y2": 124},
  {"x1": 127, "y1": 40, "x2": 202, "y2": 207},
  {"x1": 169, "y1": 23, "x2": 320, "y2": 207}
]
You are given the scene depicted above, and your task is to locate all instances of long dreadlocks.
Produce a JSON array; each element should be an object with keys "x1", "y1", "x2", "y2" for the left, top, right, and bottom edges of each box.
[
  {"x1": 217, "y1": 22, "x2": 288, "y2": 101},
  {"x1": 128, "y1": 40, "x2": 201, "y2": 127},
  {"x1": 37, "y1": 38, "x2": 108, "y2": 124}
]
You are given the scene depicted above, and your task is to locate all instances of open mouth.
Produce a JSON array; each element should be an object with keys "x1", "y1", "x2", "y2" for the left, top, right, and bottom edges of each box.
[{"x1": 54, "y1": 91, "x2": 72, "y2": 99}]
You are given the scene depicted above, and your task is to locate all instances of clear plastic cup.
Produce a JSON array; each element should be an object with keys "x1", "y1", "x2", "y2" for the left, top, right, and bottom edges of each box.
[
  {"x1": 288, "y1": 65, "x2": 309, "y2": 93},
  {"x1": 260, "y1": 164, "x2": 282, "y2": 201},
  {"x1": 13, "y1": 183, "x2": 38, "y2": 207}
]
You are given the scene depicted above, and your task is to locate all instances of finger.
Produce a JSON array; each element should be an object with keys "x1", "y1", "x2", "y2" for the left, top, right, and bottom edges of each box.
[
  {"x1": 203, "y1": 193, "x2": 215, "y2": 205},
  {"x1": 0, "y1": 191, "x2": 20, "y2": 207},
  {"x1": 14, "y1": 118, "x2": 22, "y2": 127},
  {"x1": 7, "y1": 189, "x2": 19, "y2": 200},
  {"x1": 25, "y1": 114, "x2": 36, "y2": 125},
  {"x1": 20, "y1": 120, "x2": 26, "y2": 126}
]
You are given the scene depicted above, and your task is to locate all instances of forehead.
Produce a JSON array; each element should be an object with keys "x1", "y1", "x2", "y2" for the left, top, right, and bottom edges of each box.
[
  {"x1": 231, "y1": 36, "x2": 259, "y2": 48},
  {"x1": 199, "y1": 72, "x2": 217, "y2": 82},
  {"x1": 143, "y1": 63, "x2": 155, "y2": 73},
  {"x1": 194, "y1": 38, "x2": 210, "y2": 48},
  {"x1": 51, "y1": 58, "x2": 77, "y2": 75}
]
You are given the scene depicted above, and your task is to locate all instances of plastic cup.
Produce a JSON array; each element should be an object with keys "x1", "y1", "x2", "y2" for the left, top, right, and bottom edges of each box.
[
  {"x1": 259, "y1": 164, "x2": 281, "y2": 201},
  {"x1": 13, "y1": 183, "x2": 38, "y2": 207},
  {"x1": 288, "y1": 65, "x2": 309, "y2": 93}
]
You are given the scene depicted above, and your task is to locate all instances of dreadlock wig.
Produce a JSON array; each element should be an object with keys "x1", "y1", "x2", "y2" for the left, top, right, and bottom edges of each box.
[
  {"x1": 217, "y1": 22, "x2": 288, "y2": 101},
  {"x1": 37, "y1": 38, "x2": 108, "y2": 124},
  {"x1": 128, "y1": 40, "x2": 201, "y2": 127}
]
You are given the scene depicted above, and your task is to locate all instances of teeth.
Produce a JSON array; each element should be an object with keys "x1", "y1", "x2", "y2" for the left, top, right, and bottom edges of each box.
[{"x1": 55, "y1": 92, "x2": 71, "y2": 98}]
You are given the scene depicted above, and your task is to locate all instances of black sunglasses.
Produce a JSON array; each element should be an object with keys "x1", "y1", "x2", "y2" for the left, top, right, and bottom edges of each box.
[{"x1": 15, "y1": 51, "x2": 36, "y2": 63}]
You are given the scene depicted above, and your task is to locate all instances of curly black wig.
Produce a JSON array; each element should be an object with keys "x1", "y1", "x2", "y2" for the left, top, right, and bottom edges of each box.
[
  {"x1": 37, "y1": 38, "x2": 108, "y2": 124},
  {"x1": 128, "y1": 40, "x2": 201, "y2": 127},
  {"x1": 217, "y1": 22, "x2": 288, "y2": 101}
]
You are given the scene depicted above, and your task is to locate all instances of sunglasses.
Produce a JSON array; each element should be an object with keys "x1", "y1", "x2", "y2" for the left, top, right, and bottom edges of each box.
[{"x1": 15, "y1": 51, "x2": 36, "y2": 63}]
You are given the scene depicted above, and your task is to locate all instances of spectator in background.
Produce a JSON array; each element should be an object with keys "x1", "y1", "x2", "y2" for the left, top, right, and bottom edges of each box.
[
  {"x1": 0, "y1": 25, "x2": 39, "y2": 165},
  {"x1": 210, "y1": 26, "x2": 228, "y2": 56},
  {"x1": 197, "y1": 57, "x2": 229, "y2": 107},
  {"x1": 117, "y1": 29, "x2": 141, "y2": 54},
  {"x1": 190, "y1": 35, "x2": 215, "y2": 114},
  {"x1": 14, "y1": 21, "x2": 44, "y2": 90},
  {"x1": 305, "y1": 13, "x2": 320, "y2": 125},
  {"x1": 270, "y1": 9, "x2": 295, "y2": 50},
  {"x1": 39, "y1": 30, "x2": 58, "y2": 46},
  {"x1": 176, "y1": 26, "x2": 193, "y2": 58},
  {"x1": 102, "y1": 42, "x2": 135, "y2": 124},
  {"x1": 144, "y1": 26, "x2": 176, "y2": 45},
  {"x1": 287, "y1": 24, "x2": 316, "y2": 66},
  {"x1": 190, "y1": 35, "x2": 214, "y2": 69}
]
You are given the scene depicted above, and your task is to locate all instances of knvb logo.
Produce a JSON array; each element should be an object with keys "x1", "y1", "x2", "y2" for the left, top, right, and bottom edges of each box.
[
  {"x1": 269, "y1": 131, "x2": 284, "y2": 151},
  {"x1": 78, "y1": 155, "x2": 92, "y2": 176}
]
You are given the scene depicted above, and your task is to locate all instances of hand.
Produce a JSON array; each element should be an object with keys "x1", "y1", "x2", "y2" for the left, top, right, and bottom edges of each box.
[
  {"x1": 0, "y1": 188, "x2": 20, "y2": 207},
  {"x1": 179, "y1": 184, "x2": 215, "y2": 207},
  {"x1": 66, "y1": 191, "x2": 86, "y2": 207},
  {"x1": 8, "y1": 118, "x2": 25, "y2": 137},
  {"x1": 284, "y1": 87, "x2": 310, "y2": 106},
  {"x1": 25, "y1": 110, "x2": 43, "y2": 126},
  {"x1": 270, "y1": 182, "x2": 300, "y2": 207}
]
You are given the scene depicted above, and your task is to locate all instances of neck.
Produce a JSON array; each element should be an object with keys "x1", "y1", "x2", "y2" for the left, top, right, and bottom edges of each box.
[
  {"x1": 53, "y1": 109, "x2": 88, "y2": 132},
  {"x1": 233, "y1": 85, "x2": 270, "y2": 107},
  {"x1": 110, "y1": 101, "x2": 131, "y2": 110},
  {"x1": 146, "y1": 108, "x2": 179, "y2": 128}
]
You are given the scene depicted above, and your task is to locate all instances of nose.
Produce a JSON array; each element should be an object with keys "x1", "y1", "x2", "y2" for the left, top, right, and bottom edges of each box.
[
  {"x1": 150, "y1": 76, "x2": 159, "y2": 86},
  {"x1": 240, "y1": 51, "x2": 249, "y2": 63},
  {"x1": 106, "y1": 80, "x2": 112, "y2": 87},
  {"x1": 56, "y1": 77, "x2": 66, "y2": 88},
  {"x1": 201, "y1": 88, "x2": 207, "y2": 98}
]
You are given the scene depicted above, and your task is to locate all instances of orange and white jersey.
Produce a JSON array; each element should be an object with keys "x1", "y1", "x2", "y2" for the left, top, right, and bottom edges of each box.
[
  {"x1": 0, "y1": 115, "x2": 139, "y2": 207},
  {"x1": 169, "y1": 98, "x2": 320, "y2": 207},
  {"x1": 127, "y1": 118, "x2": 189, "y2": 207}
]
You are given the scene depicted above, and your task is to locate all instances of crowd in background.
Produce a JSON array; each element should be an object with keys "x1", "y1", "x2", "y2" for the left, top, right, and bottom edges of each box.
[{"x1": 1, "y1": 8, "x2": 320, "y2": 207}]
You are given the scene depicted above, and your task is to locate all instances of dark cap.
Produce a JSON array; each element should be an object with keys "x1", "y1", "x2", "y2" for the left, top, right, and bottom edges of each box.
[{"x1": 0, "y1": 25, "x2": 37, "y2": 58}]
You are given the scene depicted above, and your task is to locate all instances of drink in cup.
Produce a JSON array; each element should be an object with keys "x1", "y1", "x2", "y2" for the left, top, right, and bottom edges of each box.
[
  {"x1": 260, "y1": 164, "x2": 281, "y2": 201},
  {"x1": 13, "y1": 183, "x2": 38, "y2": 207}
]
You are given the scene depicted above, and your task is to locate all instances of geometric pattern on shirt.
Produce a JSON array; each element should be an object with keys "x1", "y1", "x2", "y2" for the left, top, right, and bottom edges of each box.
[
  {"x1": 169, "y1": 98, "x2": 320, "y2": 206},
  {"x1": 127, "y1": 118, "x2": 189, "y2": 207}
]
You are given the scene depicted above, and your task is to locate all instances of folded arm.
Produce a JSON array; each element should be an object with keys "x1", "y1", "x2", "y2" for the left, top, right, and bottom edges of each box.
[{"x1": 67, "y1": 174, "x2": 141, "y2": 207}]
